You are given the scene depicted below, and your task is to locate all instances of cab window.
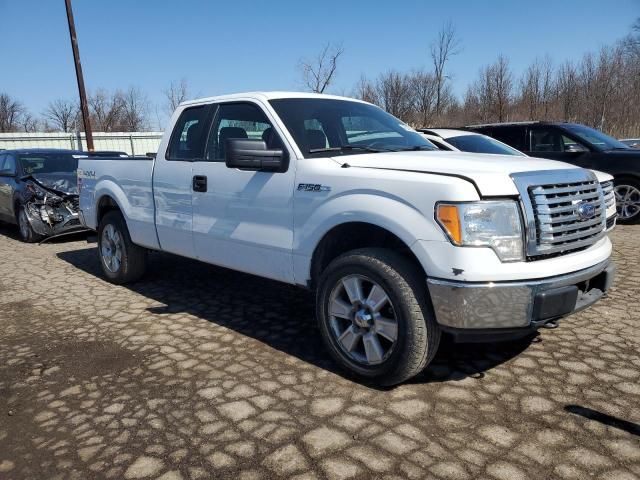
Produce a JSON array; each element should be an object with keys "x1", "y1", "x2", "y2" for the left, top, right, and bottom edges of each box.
[{"x1": 167, "y1": 106, "x2": 209, "y2": 160}]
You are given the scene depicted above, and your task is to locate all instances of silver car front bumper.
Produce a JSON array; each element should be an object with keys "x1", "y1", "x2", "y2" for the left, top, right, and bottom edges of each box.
[{"x1": 427, "y1": 259, "x2": 614, "y2": 333}]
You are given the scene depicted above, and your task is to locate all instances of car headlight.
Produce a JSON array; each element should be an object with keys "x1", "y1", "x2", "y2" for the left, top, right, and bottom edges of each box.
[
  {"x1": 26, "y1": 182, "x2": 49, "y2": 200},
  {"x1": 436, "y1": 201, "x2": 524, "y2": 262}
]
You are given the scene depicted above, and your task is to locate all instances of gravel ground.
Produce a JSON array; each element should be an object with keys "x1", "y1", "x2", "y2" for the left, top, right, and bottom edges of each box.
[{"x1": 0, "y1": 223, "x2": 638, "y2": 480}]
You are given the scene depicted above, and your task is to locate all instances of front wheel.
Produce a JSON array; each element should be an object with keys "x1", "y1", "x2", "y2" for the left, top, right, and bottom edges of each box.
[
  {"x1": 17, "y1": 206, "x2": 44, "y2": 243},
  {"x1": 98, "y1": 210, "x2": 147, "y2": 284},
  {"x1": 614, "y1": 177, "x2": 640, "y2": 224},
  {"x1": 316, "y1": 248, "x2": 440, "y2": 386}
]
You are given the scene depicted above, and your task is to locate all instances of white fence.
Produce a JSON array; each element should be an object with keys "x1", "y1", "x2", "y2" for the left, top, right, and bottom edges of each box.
[{"x1": 0, "y1": 132, "x2": 163, "y2": 156}]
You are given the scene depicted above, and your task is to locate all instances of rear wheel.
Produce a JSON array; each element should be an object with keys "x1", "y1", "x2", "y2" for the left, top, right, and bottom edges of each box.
[
  {"x1": 316, "y1": 248, "x2": 440, "y2": 386},
  {"x1": 17, "y1": 206, "x2": 44, "y2": 243},
  {"x1": 98, "y1": 210, "x2": 147, "y2": 284},
  {"x1": 614, "y1": 177, "x2": 640, "y2": 224}
]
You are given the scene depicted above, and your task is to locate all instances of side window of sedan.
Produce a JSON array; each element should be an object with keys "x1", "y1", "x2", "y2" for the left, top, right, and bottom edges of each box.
[{"x1": 0, "y1": 154, "x2": 16, "y2": 175}]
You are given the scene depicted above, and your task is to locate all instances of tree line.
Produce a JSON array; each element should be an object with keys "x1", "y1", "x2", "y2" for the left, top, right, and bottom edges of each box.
[
  {"x1": 309, "y1": 19, "x2": 640, "y2": 138},
  {"x1": 1, "y1": 19, "x2": 638, "y2": 138},
  {"x1": 0, "y1": 81, "x2": 189, "y2": 134}
]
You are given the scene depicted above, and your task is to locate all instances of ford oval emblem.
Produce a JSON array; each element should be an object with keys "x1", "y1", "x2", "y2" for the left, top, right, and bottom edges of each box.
[{"x1": 575, "y1": 202, "x2": 596, "y2": 221}]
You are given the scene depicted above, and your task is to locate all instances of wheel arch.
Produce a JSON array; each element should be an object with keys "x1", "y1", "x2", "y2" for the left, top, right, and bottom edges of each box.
[
  {"x1": 96, "y1": 194, "x2": 122, "y2": 226},
  {"x1": 309, "y1": 221, "x2": 425, "y2": 289}
]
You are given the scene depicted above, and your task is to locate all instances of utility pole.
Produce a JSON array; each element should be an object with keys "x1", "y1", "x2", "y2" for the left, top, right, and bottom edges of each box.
[{"x1": 64, "y1": 0, "x2": 94, "y2": 151}]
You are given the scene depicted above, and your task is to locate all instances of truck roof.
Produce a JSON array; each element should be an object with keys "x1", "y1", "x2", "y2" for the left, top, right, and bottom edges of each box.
[
  {"x1": 180, "y1": 91, "x2": 370, "y2": 107},
  {"x1": 464, "y1": 121, "x2": 575, "y2": 128}
]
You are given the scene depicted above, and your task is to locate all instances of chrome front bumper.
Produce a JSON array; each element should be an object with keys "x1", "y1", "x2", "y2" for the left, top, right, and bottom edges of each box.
[{"x1": 427, "y1": 259, "x2": 615, "y2": 332}]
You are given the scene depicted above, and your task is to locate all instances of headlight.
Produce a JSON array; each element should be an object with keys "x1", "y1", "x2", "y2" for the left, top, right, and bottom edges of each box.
[
  {"x1": 436, "y1": 201, "x2": 524, "y2": 262},
  {"x1": 26, "y1": 182, "x2": 48, "y2": 200}
]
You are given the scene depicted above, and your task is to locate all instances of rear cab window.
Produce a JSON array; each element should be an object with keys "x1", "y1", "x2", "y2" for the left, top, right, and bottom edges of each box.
[{"x1": 167, "y1": 106, "x2": 210, "y2": 160}]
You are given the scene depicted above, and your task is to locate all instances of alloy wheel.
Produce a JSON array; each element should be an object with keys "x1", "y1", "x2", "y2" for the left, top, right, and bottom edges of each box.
[
  {"x1": 328, "y1": 274, "x2": 398, "y2": 366},
  {"x1": 614, "y1": 184, "x2": 640, "y2": 220},
  {"x1": 101, "y1": 224, "x2": 123, "y2": 273}
]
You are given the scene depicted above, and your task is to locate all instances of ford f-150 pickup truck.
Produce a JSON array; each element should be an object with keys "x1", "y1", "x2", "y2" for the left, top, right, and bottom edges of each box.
[{"x1": 78, "y1": 92, "x2": 615, "y2": 385}]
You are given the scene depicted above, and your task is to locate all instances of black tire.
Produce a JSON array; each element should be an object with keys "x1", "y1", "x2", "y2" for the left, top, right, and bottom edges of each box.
[
  {"x1": 614, "y1": 176, "x2": 640, "y2": 224},
  {"x1": 97, "y1": 210, "x2": 147, "y2": 284},
  {"x1": 16, "y1": 205, "x2": 44, "y2": 243},
  {"x1": 316, "y1": 248, "x2": 440, "y2": 386}
]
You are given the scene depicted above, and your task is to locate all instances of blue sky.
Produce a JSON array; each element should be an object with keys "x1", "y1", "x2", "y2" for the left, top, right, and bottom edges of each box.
[{"x1": 2, "y1": 0, "x2": 638, "y2": 127}]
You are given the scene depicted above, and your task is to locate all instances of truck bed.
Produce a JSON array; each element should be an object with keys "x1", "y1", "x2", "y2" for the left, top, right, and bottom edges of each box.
[{"x1": 78, "y1": 156, "x2": 160, "y2": 249}]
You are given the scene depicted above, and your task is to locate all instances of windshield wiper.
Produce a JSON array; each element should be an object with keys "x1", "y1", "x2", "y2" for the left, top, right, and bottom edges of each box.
[
  {"x1": 393, "y1": 145, "x2": 435, "y2": 152},
  {"x1": 309, "y1": 145, "x2": 395, "y2": 154}
]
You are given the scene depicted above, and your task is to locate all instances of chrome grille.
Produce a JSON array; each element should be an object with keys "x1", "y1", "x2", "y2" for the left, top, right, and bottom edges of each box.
[
  {"x1": 601, "y1": 180, "x2": 615, "y2": 211},
  {"x1": 511, "y1": 170, "x2": 606, "y2": 258}
]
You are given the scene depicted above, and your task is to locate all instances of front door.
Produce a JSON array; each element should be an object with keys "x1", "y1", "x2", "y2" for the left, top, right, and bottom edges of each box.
[
  {"x1": 0, "y1": 154, "x2": 18, "y2": 222},
  {"x1": 191, "y1": 101, "x2": 296, "y2": 283},
  {"x1": 526, "y1": 126, "x2": 592, "y2": 168}
]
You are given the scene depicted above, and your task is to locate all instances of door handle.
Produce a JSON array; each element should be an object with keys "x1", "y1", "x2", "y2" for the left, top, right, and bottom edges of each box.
[{"x1": 193, "y1": 175, "x2": 207, "y2": 192}]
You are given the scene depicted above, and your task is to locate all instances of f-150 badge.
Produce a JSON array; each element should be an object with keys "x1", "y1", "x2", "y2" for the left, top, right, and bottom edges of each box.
[{"x1": 297, "y1": 183, "x2": 331, "y2": 192}]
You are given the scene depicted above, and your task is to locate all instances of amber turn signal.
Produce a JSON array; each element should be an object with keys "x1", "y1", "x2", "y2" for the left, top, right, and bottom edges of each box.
[{"x1": 436, "y1": 204, "x2": 462, "y2": 245}]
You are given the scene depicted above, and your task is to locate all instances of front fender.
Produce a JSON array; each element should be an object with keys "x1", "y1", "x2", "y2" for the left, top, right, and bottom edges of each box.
[
  {"x1": 295, "y1": 193, "x2": 446, "y2": 256},
  {"x1": 292, "y1": 193, "x2": 450, "y2": 285}
]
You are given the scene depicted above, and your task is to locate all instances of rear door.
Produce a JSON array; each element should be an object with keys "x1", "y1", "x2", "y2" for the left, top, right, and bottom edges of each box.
[
  {"x1": 153, "y1": 104, "x2": 212, "y2": 258},
  {"x1": 190, "y1": 101, "x2": 296, "y2": 283},
  {"x1": 485, "y1": 126, "x2": 527, "y2": 153}
]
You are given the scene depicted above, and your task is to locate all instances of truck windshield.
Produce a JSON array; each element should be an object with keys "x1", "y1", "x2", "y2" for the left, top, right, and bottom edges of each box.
[
  {"x1": 564, "y1": 124, "x2": 630, "y2": 151},
  {"x1": 446, "y1": 134, "x2": 525, "y2": 156},
  {"x1": 269, "y1": 98, "x2": 436, "y2": 157}
]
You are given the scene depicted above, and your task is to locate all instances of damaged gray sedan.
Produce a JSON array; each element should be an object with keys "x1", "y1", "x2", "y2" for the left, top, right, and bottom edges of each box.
[{"x1": 0, "y1": 149, "x2": 89, "y2": 242}]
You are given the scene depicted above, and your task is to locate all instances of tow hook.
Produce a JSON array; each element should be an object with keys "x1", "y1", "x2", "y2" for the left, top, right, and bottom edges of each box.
[{"x1": 542, "y1": 319, "x2": 559, "y2": 329}]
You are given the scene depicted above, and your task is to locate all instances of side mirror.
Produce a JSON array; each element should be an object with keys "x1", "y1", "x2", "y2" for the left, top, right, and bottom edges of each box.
[
  {"x1": 564, "y1": 143, "x2": 588, "y2": 153},
  {"x1": 225, "y1": 138, "x2": 284, "y2": 172}
]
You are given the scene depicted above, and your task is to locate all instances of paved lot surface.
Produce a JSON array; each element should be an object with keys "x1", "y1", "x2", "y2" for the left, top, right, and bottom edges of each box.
[{"x1": 0, "y1": 224, "x2": 638, "y2": 480}]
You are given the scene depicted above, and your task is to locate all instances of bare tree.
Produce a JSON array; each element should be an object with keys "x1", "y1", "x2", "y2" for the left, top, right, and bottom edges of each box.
[
  {"x1": 555, "y1": 60, "x2": 579, "y2": 121},
  {"x1": 299, "y1": 42, "x2": 344, "y2": 93},
  {"x1": 0, "y1": 93, "x2": 26, "y2": 132},
  {"x1": 430, "y1": 21, "x2": 461, "y2": 119},
  {"x1": 88, "y1": 88, "x2": 124, "y2": 132},
  {"x1": 375, "y1": 71, "x2": 414, "y2": 122},
  {"x1": 43, "y1": 99, "x2": 78, "y2": 132},
  {"x1": 120, "y1": 86, "x2": 149, "y2": 131},
  {"x1": 353, "y1": 75, "x2": 378, "y2": 104},
  {"x1": 164, "y1": 78, "x2": 190, "y2": 116},
  {"x1": 622, "y1": 17, "x2": 640, "y2": 58},
  {"x1": 463, "y1": 55, "x2": 513, "y2": 123},
  {"x1": 410, "y1": 70, "x2": 438, "y2": 127},
  {"x1": 19, "y1": 112, "x2": 39, "y2": 132},
  {"x1": 518, "y1": 56, "x2": 554, "y2": 120}
]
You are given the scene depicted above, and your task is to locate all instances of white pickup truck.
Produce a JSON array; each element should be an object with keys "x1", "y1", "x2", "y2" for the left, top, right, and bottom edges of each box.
[{"x1": 78, "y1": 92, "x2": 615, "y2": 385}]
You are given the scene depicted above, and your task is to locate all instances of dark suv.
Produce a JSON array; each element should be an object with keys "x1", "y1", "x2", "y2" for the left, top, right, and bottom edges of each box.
[{"x1": 466, "y1": 122, "x2": 640, "y2": 223}]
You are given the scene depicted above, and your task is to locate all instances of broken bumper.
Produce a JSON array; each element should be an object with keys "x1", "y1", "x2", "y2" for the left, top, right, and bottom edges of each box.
[
  {"x1": 427, "y1": 259, "x2": 615, "y2": 341},
  {"x1": 23, "y1": 201, "x2": 86, "y2": 238}
]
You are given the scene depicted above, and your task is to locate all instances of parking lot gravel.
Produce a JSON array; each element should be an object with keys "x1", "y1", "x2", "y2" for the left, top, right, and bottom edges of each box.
[{"x1": 0, "y1": 224, "x2": 638, "y2": 480}]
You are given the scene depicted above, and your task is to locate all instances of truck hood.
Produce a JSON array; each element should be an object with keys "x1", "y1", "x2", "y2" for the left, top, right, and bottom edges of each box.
[{"x1": 335, "y1": 151, "x2": 581, "y2": 196}]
